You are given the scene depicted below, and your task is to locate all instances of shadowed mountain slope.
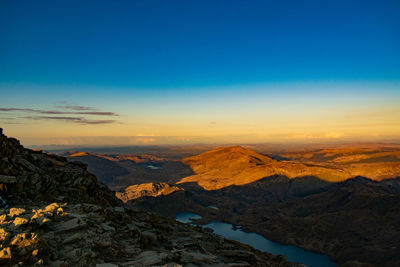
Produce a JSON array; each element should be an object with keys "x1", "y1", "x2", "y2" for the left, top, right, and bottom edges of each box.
[
  {"x1": 130, "y1": 176, "x2": 400, "y2": 267},
  {"x1": 65, "y1": 152, "x2": 193, "y2": 191}
]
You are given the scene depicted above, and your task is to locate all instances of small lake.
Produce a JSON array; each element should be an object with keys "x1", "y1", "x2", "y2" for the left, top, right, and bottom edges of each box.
[
  {"x1": 176, "y1": 212, "x2": 202, "y2": 223},
  {"x1": 147, "y1": 165, "x2": 161, "y2": 170},
  {"x1": 176, "y1": 212, "x2": 337, "y2": 267}
]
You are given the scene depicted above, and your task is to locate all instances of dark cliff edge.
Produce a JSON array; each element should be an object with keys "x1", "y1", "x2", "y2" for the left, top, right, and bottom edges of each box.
[{"x1": 0, "y1": 128, "x2": 300, "y2": 266}]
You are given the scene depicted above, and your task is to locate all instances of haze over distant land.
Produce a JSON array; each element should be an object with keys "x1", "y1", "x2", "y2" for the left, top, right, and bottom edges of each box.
[{"x1": 1, "y1": 0, "x2": 399, "y2": 146}]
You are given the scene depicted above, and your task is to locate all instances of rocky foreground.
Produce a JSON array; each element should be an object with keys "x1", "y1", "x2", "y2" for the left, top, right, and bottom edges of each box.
[
  {"x1": 1, "y1": 202, "x2": 299, "y2": 266},
  {"x1": 0, "y1": 129, "x2": 300, "y2": 266}
]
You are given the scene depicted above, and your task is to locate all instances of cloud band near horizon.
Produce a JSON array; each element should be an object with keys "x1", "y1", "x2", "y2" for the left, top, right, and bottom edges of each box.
[{"x1": 0, "y1": 105, "x2": 120, "y2": 125}]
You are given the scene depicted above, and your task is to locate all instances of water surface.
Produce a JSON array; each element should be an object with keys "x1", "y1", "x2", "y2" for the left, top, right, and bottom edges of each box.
[
  {"x1": 176, "y1": 212, "x2": 337, "y2": 267},
  {"x1": 147, "y1": 165, "x2": 161, "y2": 170},
  {"x1": 176, "y1": 212, "x2": 202, "y2": 223}
]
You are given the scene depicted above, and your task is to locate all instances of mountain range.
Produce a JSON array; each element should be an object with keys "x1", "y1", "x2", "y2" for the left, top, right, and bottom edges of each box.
[
  {"x1": 0, "y1": 129, "x2": 300, "y2": 266},
  {"x1": 60, "y1": 143, "x2": 400, "y2": 266}
]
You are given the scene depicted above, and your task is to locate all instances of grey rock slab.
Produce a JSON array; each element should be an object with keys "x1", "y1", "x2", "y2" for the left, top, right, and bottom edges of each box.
[
  {"x1": 62, "y1": 232, "x2": 87, "y2": 244},
  {"x1": 0, "y1": 175, "x2": 16, "y2": 183},
  {"x1": 52, "y1": 218, "x2": 87, "y2": 233},
  {"x1": 96, "y1": 264, "x2": 119, "y2": 267}
]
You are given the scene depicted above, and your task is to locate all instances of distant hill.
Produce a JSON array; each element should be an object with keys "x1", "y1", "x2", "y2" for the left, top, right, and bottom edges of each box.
[
  {"x1": 64, "y1": 151, "x2": 193, "y2": 191},
  {"x1": 178, "y1": 146, "x2": 400, "y2": 190}
]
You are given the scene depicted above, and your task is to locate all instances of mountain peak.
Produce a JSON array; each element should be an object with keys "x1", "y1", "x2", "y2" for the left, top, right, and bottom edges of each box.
[
  {"x1": 219, "y1": 145, "x2": 248, "y2": 151},
  {"x1": 183, "y1": 145, "x2": 275, "y2": 165},
  {"x1": 178, "y1": 146, "x2": 278, "y2": 190}
]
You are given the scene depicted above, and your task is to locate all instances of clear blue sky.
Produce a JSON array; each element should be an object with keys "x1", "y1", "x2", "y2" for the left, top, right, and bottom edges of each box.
[
  {"x1": 0, "y1": 0, "x2": 399, "y2": 146},
  {"x1": 1, "y1": 0, "x2": 399, "y2": 88}
]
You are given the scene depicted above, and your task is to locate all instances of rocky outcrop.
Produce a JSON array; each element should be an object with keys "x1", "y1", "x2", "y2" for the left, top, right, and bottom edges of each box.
[
  {"x1": 116, "y1": 183, "x2": 183, "y2": 203},
  {"x1": 0, "y1": 128, "x2": 117, "y2": 207},
  {"x1": 0, "y1": 129, "x2": 299, "y2": 266},
  {"x1": 0, "y1": 202, "x2": 300, "y2": 266}
]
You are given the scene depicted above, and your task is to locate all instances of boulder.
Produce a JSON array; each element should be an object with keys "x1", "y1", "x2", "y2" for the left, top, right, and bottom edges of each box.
[{"x1": 9, "y1": 207, "x2": 26, "y2": 217}]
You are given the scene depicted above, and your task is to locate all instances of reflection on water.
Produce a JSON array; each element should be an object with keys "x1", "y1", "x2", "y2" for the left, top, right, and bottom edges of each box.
[{"x1": 176, "y1": 212, "x2": 337, "y2": 267}]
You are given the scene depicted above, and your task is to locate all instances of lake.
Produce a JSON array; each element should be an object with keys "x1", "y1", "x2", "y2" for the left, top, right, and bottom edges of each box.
[
  {"x1": 176, "y1": 212, "x2": 337, "y2": 267},
  {"x1": 147, "y1": 165, "x2": 161, "y2": 170}
]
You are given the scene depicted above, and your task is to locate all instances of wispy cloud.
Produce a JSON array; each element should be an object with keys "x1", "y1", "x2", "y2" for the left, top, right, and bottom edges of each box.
[
  {"x1": 0, "y1": 105, "x2": 120, "y2": 125},
  {"x1": 24, "y1": 116, "x2": 118, "y2": 125},
  {"x1": 56, "y1": 105, "x2": 97, "y2": 111},
  {"x1": 0, "y1": 107, "x2": 118, "y2": 116}
]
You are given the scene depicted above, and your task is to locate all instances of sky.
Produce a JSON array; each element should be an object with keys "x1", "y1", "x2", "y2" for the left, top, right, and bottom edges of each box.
[{"x1": 0, "y1": 0, "x2": 399, "y2": 147}]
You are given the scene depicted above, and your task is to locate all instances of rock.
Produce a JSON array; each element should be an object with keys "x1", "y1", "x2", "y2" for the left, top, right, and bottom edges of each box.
[
  {"x1": 44, "y1": 203, "x2": 61, "y2": 213},
  {"x1": 140, "y1": 231, "x2": 157, "y2": 247},
  {"x1": 34, "y1": 216, "x2": 52, "y2": 226},
  {"x1": 116, "y1": 183, "x2": 183, "y2": 203},
  {"x1": 53, "y1": 218, "x2": 87, "y2": 233},
  {"x1": 101, "y1": 223, "x2": 115, "y2": 232},
  {"x1": 0, "y1": 175, "x2": 16, "y2": 184},
  {"x1": 96, "y1": 263, "x2": 119, "y2": 267},
  {"x1": 47, "y1": 260, "x2": 67, "y2": 266},
  {"x1": 0, "y1": 214, "x2": 6, "y2": 223},
  {"x1": 9, "y1": 208, "x2": 26, "y2": 217},
  {"x1": 0, "y1": 228, "x2": 10, "y2": 242},
  {"x1": 0, "y1": 247, "x2": 11, "y2": 262},
  {"x1": 35, "y1": 258, "x2": 44, "y2": 265},
  {"x1": 13, "y1": 217, "x2": 29, "y2": 227},
  {"x1": 113, "y1": 206, "x2": 124, "y2": 212},
  {"x1": 62, "y1": 248, "x2": 82, "y2": 261},
  {"x1": 62, "y1": 232, "x2": 86, "y2": 244},
  {"x1": 131, "y1": 250, "x2": 164, "y2": 266},
  {"x1": 180, "y1": 251, "x2": 215, "y2": 263},
  {"x1": 10, "y1": 233, "x2": 35, "y2": 246}
]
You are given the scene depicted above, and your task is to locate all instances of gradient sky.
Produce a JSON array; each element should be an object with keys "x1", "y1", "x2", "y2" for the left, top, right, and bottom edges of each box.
[{"x1": 0, "y1": 0, "x2": 399, "y2": 147}]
